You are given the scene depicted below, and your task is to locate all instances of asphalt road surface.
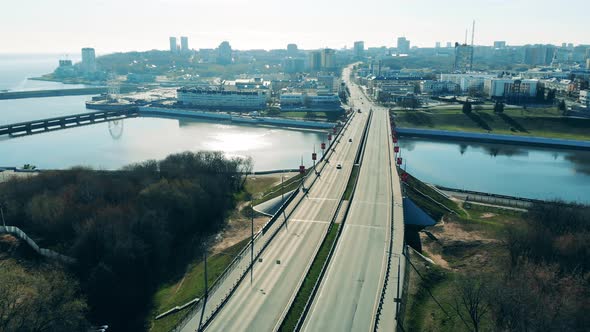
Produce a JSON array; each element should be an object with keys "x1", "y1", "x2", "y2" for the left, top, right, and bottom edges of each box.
[{"x1": 302, "y1": 73, "x2": 405, "y2": 332}]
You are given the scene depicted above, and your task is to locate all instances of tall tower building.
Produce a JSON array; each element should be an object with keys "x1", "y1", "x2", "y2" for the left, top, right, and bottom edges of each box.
[
  {"x1": 309, "y1": 51, "x2": 322, "y2": 71},
  {"x1": 354, "y1": 41, "x2": 365, "y2": 58},
  {"x1": 180, "y1": 36, "x2": 189, "y2": 53},
  {"x1": 321, "y1": 48, "x2": 336, "y2": 69},
  {"x1": 287, "y1": 43, "x2": 298, "y2": 56},
  {"x1": 454, "y1": 43, "x2": 473, "y2": 72},
  {"x1": 397, "y1": 37, "x2": 410, "y2": 54},
  {"x1": 81, "y1": 48, "x2": 97, "y2": 73},
  {"x1": 169, "y1": 37, "x2": 178, "y2": 54},
  {"x1": 217, "y1": 41, "x2": 233, "y2": 65},
  {"x1": 435, "y1": 42, "x2": 441, "y2": 49}
]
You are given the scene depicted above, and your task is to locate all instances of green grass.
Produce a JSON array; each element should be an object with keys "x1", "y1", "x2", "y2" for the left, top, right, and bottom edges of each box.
[
  {"x1": 251, "y1": 172, "x2": 306, "y2": 206},
  {"x1": 279, "y1": 224, "x2": 340, "y2": 332},
  {"x1": 404, "y1": 173, "x2": 465, "y2": 220},
  {"x1": 395, "y1": 107, "x2": 590, "y2": 141},
  {"x1": 149, "y1": 238, "x2": 250, "y2": 332},
  {"x1": 342, "y1": 165, "x2": 360, "y2": 201}
]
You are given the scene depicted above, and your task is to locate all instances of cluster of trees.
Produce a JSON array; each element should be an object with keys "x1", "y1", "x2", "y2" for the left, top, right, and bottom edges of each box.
[
  {"x1": 0, "y1": 260, "x2": 88, "y2": 331},
  {"x1": 0, "y1": 152, "x2": 252, "y2": 331},
  {"x1": 451, "y1": 202, "x2": 590, "y2": 331}
]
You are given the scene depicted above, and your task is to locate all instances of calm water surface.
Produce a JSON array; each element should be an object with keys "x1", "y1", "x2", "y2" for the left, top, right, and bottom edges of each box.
[{"x1": 399, "y1": 138, "x2": 590, "y2": 203}]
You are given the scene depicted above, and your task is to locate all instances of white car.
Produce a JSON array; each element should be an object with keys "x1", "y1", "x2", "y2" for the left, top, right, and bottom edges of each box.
[{"x1": 336, "y1": 164, "x2": 342, "y2": 169}]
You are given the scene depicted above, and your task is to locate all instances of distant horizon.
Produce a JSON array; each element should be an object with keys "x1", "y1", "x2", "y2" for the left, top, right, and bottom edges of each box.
[
  {"x1": 0, "y1": 41, "x2": 589, "y2": 57},
  {"x1": 1, "y1": 0, "x2": 588, "y2": 54}
]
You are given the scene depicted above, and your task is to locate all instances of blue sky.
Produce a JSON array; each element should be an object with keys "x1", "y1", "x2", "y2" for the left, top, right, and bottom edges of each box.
[{"x1": 1, "y1": 0, "x2": 588, "y2": 54}]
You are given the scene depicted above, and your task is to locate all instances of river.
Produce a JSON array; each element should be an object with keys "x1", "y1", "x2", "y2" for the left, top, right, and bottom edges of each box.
[
  {"x1": 399, "y1": 138, "x2": 590, "y2": 204},
  {"x1": 0, "y1": 54, "x2": 327, "y2": 171},
  {"x1": 1, "y1": 54, "x2": 589, "y2": 203}
]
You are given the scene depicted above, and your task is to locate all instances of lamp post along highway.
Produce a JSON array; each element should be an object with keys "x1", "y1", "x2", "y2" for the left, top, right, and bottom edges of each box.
[{"x1": 251, "y1": 201, "x2": 254, "y2": 285}]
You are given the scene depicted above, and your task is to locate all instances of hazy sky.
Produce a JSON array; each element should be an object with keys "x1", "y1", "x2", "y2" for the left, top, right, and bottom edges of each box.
[{"x1": 1, "y1": 0, "x2": 588, "y2": 54}]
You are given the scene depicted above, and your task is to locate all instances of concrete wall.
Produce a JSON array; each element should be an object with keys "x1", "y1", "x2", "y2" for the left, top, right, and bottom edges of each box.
[{"x1": 0, "y1": 225, "x2": 76, "y2": 264}]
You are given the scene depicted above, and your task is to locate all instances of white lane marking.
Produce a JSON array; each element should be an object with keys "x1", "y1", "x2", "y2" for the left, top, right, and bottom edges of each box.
[
  {"x1": 306, "y1": 197, "x2": 339, "y2": 201},
  {"x1": 352, "y1": 200, "x2": 389, "y2": 206},
  {"x1": 345, "y1": 224, "x2": 385, "y2": 231},
  {"x1": 290, "y1": 219, "x2": 330, "y2": 224}
]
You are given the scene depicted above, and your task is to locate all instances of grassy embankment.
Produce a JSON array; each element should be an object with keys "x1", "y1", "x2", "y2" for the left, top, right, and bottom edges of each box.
[
  {"x1": 150, "y1": 174, "x2": 286, "y2": 332},
  {"x1": 278, "y1": 224, "x2": 340, "y2": 332},
  {"x1": 395, "y1": 106, "x2": 590, "y2": 141},
  {"x1": 149, "y1": 238, "x2": 249, "y2": 332},
  {"x1": 401, "y1": 173, "x2": 526, "y2": 331}
]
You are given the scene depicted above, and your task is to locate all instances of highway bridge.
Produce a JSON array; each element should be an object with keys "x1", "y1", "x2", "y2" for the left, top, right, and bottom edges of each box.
[
  {"x1": 176, "y1": 64, "x2": 406, "y2": 331},
  {"x1": 0, "y1": 109, "x2": 138, "y2": 137}
]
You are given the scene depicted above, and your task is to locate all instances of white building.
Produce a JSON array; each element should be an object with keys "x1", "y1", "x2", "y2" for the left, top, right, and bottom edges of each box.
[
  {"x1": 321, "y1": 48, "x2": 336, "y2": 69},
  {"x1": 580, "y1": 90, "x2": 590, "y2": 108},
  {"x1": 440, "y1": 73, "x2": 496, "y2": 93},
  {"x1": 81, "y1": 48, "x2": 97, "y2": 73},
  {"x1": 420, "y1": 80, "x2": 460, "y2": 94},
  {"x1": 279, "y1": 92, "x2": 341, "y2": 110},
  {"x1": 177, "y1": 88, "x2": 267, "y2": 110},
  {"x1": 484, "y1": 78, "x2": 538, "y2": 98}
]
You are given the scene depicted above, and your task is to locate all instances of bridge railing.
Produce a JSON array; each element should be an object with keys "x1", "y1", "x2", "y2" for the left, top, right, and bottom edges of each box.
[{"x1": 172, "y1": 110, "x2": 357, "y2": 332}]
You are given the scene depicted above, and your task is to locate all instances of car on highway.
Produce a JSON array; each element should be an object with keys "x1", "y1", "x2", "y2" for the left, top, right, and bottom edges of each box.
[{"x1": 336, "y1": 164, "x2": 342, "y2": 169}]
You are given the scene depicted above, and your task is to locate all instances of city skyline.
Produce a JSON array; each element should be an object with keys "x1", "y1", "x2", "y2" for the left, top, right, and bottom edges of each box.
[{"x1": 1, "y1": 0, "x2": 589, "y2": 54}]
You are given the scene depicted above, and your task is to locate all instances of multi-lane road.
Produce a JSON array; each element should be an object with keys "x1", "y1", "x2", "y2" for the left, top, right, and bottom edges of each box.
[
  {"x1": 179, "y1": 65, "x2": 370, "y2": 332},
  {"x1": 180, "y1": 64, "x2": 405, "y2": 332},
  {"x1": 301, "y1": 76, "x2": 405, "y2": 331}
]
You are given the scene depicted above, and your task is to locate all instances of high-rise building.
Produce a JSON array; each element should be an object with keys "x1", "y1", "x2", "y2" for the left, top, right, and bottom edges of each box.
[
  {"x1": 435, "y1": 42, "x2": 441, "y2": 49},
  {"x1": 354, "y1": 41, "x2": 365, "y2": 58},
  {"x1": 494, "y1": 41, "x2": 506, "y2": 49},
  {"x1": 446, "y1": 42, "x2": 452, "y2": 48},
  {"x1": 287, "y1": 43, "x2": 298, "y2": 56},
  {"x1": 321, "y1": 48, "x2": 336, "y2": 69},
  {"x1": 81, "y1": 48, "x2": 97, "y2": 73},
  {"x1": 180, "y1": 36, "x2": 189, "y2": 53},
  {"x1": 454, "y1": 43, "x2": 473, "y2": 72},
  {"x1": 283, "y1": 58, "x2": 305, "y2": 73},
  {"x1": 397, "y1": 37, "x2": 410, "y2": 54},
  {"x1": 217, "y1": 41, "x2": 232, "y2": 64},
  {"x1": 586, "y1": 58, "x2": 590, "y2": 70},
  {"x1": 524, "y1": 45, "x2": 556, "y2": 65},
  {"x1": 309, "y1": 51, "x2": 322, "y2": 71},
  {"x1": 169, "y1": 37, "x2": 178, "y2": 53}
]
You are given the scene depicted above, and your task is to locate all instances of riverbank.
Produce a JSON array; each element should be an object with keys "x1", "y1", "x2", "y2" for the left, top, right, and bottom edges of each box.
[
  {"x1": 394, "y1": 107, "x2": 590, "y2": 141},
  {"x1": 139, "y1": 106, "x2": 336, "y2": 129},
  {"x1": 397, "y1": 127, "x2": 590, "y2": 150}
]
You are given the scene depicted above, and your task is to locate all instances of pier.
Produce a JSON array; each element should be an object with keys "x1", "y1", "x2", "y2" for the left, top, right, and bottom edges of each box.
[
  {"x1": 0, "y1": 86, "x2": 136, "y2": 100},
  {"x1": 0, "y1": 109, "x2": 139, "y2": 137}
]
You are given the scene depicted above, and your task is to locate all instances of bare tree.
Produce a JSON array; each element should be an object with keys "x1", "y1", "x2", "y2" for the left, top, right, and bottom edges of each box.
[{"x1": 451, "y1": 276, "x2": 490, "y2": 332}]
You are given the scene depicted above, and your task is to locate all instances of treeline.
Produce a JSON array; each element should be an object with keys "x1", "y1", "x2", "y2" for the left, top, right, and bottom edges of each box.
[
  {"x1": 0, "y1": 151, "x2": 251, "y2": 331},
  {"x1": 452, "y1": 201, "x2": 590, "y2": 331}
]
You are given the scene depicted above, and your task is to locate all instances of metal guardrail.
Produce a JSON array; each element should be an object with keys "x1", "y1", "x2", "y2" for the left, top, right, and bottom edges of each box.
[
  {"x1": 293, "y1": 109, "x2": 372, "y2": 331},
  {"x1": 171, "y1": 109, "x2": 357, "y2": 332}
]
